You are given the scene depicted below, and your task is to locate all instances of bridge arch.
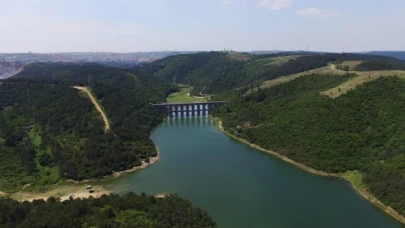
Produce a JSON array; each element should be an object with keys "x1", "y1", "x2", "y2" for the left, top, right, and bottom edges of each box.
[{"x1": 153, "y1": 101, "x2": 227, "y2": 117}]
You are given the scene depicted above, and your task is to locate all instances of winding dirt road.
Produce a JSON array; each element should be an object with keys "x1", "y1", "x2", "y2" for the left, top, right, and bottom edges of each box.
[{"x1": 74, "y1": 86, "x2": 110, "y2": 132}]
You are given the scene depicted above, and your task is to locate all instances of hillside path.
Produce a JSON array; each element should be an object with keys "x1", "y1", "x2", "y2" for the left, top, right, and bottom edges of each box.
[{"x1": 74, "y1": 86, "x2": 110, "y2": 132}]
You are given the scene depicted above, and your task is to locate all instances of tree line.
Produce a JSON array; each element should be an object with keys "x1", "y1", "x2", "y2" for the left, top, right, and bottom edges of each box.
[{"x1": 0, "y1": 193, "x2": 217, "y2": 228}]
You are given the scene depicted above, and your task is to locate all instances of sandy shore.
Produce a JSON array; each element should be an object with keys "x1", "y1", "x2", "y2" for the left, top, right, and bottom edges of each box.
[
  {"x1": 112, "y1": 151, "x2": 160, "y2": 178},
  {"x1": 215, "y1": 118, "x2": 405, "y2": 225},
  {"x1": 4, "y1": 149, "x2": 160, "y2": 202},
  {"x1": 10, "y1": 184, "x2": 111, "y2": 202}
]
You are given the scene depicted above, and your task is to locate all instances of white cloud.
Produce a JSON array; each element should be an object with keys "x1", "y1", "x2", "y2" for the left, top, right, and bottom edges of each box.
[
  {"x1": 297, "y1": 8, "x2": 344, "y2": 17},
  {"x1": 220, "y1": 0, "x2": 233, "y2": 5},
  {"x1": 297, "y1": 8, "x2": 322, "y2": 16},
  {"x1": 258, "y1": 0, "x2": 293, "y2": 11}
]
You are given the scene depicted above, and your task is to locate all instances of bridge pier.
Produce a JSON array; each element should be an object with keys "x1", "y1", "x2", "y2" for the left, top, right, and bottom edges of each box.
[{"x1": 153, "y1": 101, "x2": 227, "y2": 117}]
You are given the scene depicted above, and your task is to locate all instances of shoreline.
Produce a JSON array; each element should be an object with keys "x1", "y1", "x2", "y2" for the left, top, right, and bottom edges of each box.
[
  {"x1": 4, "y1": 148, "x2": 161, "y2": 202},
  {"x1": 214, "y1": 118, "x2": 405, "y2": 225}
]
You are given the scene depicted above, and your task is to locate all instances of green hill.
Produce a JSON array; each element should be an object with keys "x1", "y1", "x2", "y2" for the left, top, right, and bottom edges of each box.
[
  {"x1": 0, "y1": 63, "x2": 177, "y2": 192},
  {"x1": 135, "y1": 51, "x2": 405, "y2": 96},
  {"x1": 213, "y1": 75, "x2": 405, "y2": 218},
  {"x1": 139, "y1": 51, "x2": 405, "y2": 220}
]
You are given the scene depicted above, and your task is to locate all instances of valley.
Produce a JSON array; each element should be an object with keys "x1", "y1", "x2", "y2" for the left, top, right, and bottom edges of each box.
[
  {"x1": 3, "y1": 1, "x2": 404, "y2": 227},
  {"x1": 2, "y1": 52, "x2": 405, "y2": 227}
]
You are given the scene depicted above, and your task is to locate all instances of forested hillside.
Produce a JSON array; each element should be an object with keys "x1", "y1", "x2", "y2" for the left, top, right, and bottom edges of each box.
[
  {"x1": 0, "y1": 193, "x2": 217, "y2": 228},
  {"x1": 0, "y1": 63, "x2": 177, "y2": 192},
  {"x1": 368, "y1": 51, "x2": 405, "y2": 61},
  {"x1": 135, "y1": 51, "x2": 405, "y2": 95},
  {"x1": 354, "y1": 60, "x2": 405, "y2": 71},
  {"x1": 212, "y1": 75, "x2": 405, "y2": 217}
]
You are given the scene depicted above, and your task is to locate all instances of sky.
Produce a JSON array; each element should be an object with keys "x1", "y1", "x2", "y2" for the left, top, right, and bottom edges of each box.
[{"x1": 1, "y1": 0, "x2": 404, "y2": 53}]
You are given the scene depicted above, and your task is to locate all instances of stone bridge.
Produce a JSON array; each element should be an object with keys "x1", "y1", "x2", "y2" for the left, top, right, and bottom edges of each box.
[{"x1": 152, "y1": 101, "x2": 227, "y2": 116}]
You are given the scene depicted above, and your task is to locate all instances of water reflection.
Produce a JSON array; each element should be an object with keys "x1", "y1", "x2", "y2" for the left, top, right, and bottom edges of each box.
[{"x1": 169, "y1": 115, "x2": 213, "y2": 127}]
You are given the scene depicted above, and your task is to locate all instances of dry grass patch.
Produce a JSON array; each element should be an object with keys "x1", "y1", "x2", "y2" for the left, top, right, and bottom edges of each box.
[
  {"x1": 269, "y1": 55, "x2": 301, "y2": 66},
  {"x1": 246, "y1": 61, "x2": 405, "y2": 97},
  {"x1": 245, "y1": 64, "x2": 344, "y2": 95},
  {"x1": 255, "y1": 55, "x2": 302, "y2": 67},
  {"x1": 339, "y1": 61, "x2": 363, "y2": 70},
  {"x1": 227, "y1": 52, "x2": 250, "y2": 61},
  {"x1": 321, "y1": 70, "x2": 405, "y2": 98},
  {"x1": 10, "y1": 184, "x2": 110, "y2": 202}
]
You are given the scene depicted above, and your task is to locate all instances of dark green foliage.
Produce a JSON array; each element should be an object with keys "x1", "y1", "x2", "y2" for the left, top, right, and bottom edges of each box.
[
  {"x1": 136, "y1": 52, "x2": 405, "y2": 95},
  {"x1": 0, "y1": 193, "x2": 217, "y2": 228},
  {"x1": 15, "y1": 63, "x2": 177, "y2": 102},
  {"x1": 355, "y1": 60, "x2": 405, "y2": 71},
  {"x1": 367, "y1": 51, "x2": 405, "y2": 61},
  {"x1": 0, "y1": 63, "x2": 175, "y2": 191},
  {"x1": 0, "y1": 82, "x2": 103, "y2": 191},
  {"x1": 213, "y1": 76, "x2": 405, "y2": 216},
  {"x1": 136, "y1": 52, "x2": 332, "y2": 94},
  {"x1": 134, "y1": 52, "x2": 245, "y2": 94}
]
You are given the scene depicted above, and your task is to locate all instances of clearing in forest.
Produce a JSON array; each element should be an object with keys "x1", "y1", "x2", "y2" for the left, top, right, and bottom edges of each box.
[
  {"x1": 321, "y1": 70, "x2": 405, "y2": 98},
  {"x1": 167, "y1": 85, "x2": 207, "y2": 103},
  {"x1": 245, "y1": 64, "x2": 343, "y2": 94},
  {"x1": 248, "y1": 62, "x2": 405, "y2": 97},
  {"x1": 74, "y1": 86, "x2": 111, "y2": 132},
  {"x1": 336, "y1": 61, "x2": 363, "y2": 70},
  {"x1": 256, "y1": 55, "x2": 302, "y2": 66},
  {"x1": 227, "y1": 52, "x2": 250, "y2": 61}
]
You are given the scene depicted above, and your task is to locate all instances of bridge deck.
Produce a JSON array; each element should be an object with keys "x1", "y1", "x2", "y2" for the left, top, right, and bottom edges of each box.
[
  {"x1": 152, "y1": 101, "x2": 227, "y2": 106},
  {"x1": 152, "y1": 101, "x2": 228, "y2": 116}
]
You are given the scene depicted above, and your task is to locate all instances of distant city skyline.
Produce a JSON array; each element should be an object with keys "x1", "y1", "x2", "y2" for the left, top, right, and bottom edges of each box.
[{"x1": 1, "y1": 0, "x2": 404, "y2": 53}]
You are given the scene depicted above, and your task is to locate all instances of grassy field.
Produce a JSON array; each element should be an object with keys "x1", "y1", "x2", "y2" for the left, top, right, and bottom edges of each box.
[
  {"x1": 255, "y1": 55, "x2": 302, "y2": 66},
  {"x1": 167, "y1": 86, "x2": 207, "y2": 103},
  {"x1": 340, "y1": 171, "x2": 364, "y2": 191},
  {"x1": 337, "y1": 61, "x2": 363, "y2": 70}
]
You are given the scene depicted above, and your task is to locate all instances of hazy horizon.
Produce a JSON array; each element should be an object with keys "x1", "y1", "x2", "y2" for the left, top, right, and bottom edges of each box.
[
  {"x1": 2, "y1": 0, "x2": 404, "y2": 53},
  {"x1": 1, "y1": 50, "x2": 405, "y2": 55}
]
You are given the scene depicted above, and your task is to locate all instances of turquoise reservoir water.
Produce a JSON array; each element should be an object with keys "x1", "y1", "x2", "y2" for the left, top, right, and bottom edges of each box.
[{"x1": 108, "y1": 116, "x2": 402, "y2": 228}]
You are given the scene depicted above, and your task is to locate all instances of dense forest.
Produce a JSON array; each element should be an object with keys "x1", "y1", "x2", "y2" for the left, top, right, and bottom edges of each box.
[
  {"x1": 212, "y1": 75, "x2": 405, "y2": 217},
  {"x1": 367, "y1": 51, "x2": 405, "y2": 61},
  {"x1": 0, "y1": 193, "x2": 217, "y2": 228},
  {"x1": 354, "y1": 60, "x2": 405, "y2": 71},
  {"x1": 134, "y1": 51, "x2": 405, "y2": 95},
  {"x1": 0, "y1": 63, "x2": 177, "y2": 192}
]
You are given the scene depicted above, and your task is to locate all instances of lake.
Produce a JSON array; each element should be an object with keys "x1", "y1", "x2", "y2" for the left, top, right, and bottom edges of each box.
[{"x1": 107, "y1": 116, "x2": 401, "y2": 228}]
